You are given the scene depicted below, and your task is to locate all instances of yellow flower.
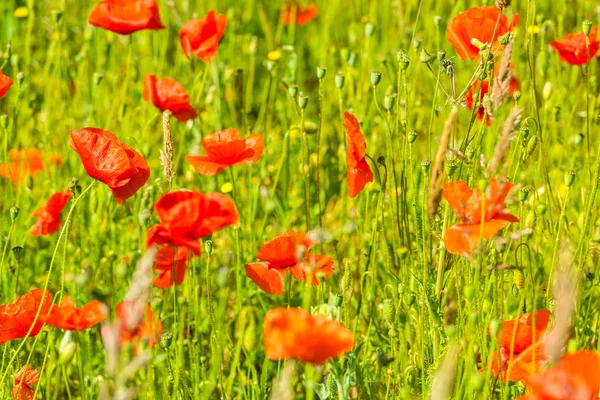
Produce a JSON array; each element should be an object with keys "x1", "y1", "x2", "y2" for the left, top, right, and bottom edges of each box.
[
  {"x1": 221, "y1": 182, "x2": 233, "y2": 193},
  {"x1": 14, "y1": 7, "x2": 29, "y2": 18},
  {"x1": 267, "y1": 50, "x2": 282, "y2": 61}
]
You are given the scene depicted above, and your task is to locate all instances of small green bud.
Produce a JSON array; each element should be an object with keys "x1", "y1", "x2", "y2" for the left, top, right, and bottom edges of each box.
[
  {"x1": 377, "y1": 156, "x2": 386, "y2": 166},
  {"x1": 11, "y1": 246, "x2": 24, "y2": 263},
  {"x1": 564, "y1": 170, "x2": 576, "y2": 188},
  {"x1": 404, "y1": 293, "x2": 416, "y2": 306},
  {"x1": 335, "y1": 73, "x2": 345, "y2": 89},
  {"x1": 161, "y1": 332, "x2": 173, "y2": 349},
  {"x1": 316, "y1": 67, "x2": 327, "y2": 80},
  {"x1": 525, "y1": 135, "x2": 538, "y2": 159},
  {"x1": 340, "y1": 48, "x2": 350, "y2": 62},
  {"x1": 365, "y1": 23, "x2": 375, "y2": 38},
  {"x1": 573, "y1": 133, "x2": 584, "y2": 146},
  {"x1": 518, "y1": 187, "x2": 531, "y2": 202},
  {"x1": 470, "y1": 372, "x2": 486, "y2": 393},
  {"x1": 59, "y1": 331, "x2": 76, "y2": 365},
  {"x1": 348, "y1": 52, "x2": 358, "y2": 67},
  {"x1": 421, "y1": 160, "x2": 431, "y2": 173},
  {"x1": 16, "y1": 72, "x2": 24, "y2": 85},
  {"x1": 397, "y1": 51, "x2": 410, "y2": 70},
  {"x1": 466, "y1": 146, "x2": 476, "y2": 160},
  {"x1": 437, "y1": 50, "x2": 446, "y2": 61},
  {"x1": 445, "y1": 161, "x2": 458, "y2": 178},
  {"x1": 471, "y1": 38, "x2": 486, "y2": 50},
  {"x1": 433, "y1": 16, "x2": 442, "y2": 28},
  {"x1": 542, "y1": 81, "x2": 553, "y2": 100},
  {"x1": 264, "y1": 60, "x2": 276, "y2": 72},
  {"x1": 513, "y1": 90, "x2": 522, "y2": 103},
  {"x1": 536, "y1": 203, "x2": 547, "y2": 216},
  {"x1": 419, "y1": 48, "x2": 433, "y2": 64},
  {"x1": 384, "y1": 94, "x2": 396, "y2": 111},
  {"x1": 297, "y1": 92, "x2": 308, "y2": 109},
  {"x1": 464, "y1": 285, "x2": 476, "y2": 302},
  {"x1": 407, "y1": 130, "x2": 417, "y2": 144},
  {"x1": 287, "y1": 84, "x2": 298, "y2": 98},
  {"x1": 10, "y1": 206, "x2": 19, "y2": 221},
  {"x1": 489, "y1": 319, "x2": 502, "y2": 337},
  {"x1": 479, "y1": 48, "x2": 492, "y2": 62},
  {"x1": 411, "y1": 38, "x2": 422, "y2": 50},
  {"x1": 583, "y1": 20, "x2": 592, "y2": 37},
  {"x1": 204, "y1": 240, "x2": 214, "y2": 256},
  {"x1": 370, "y1": 71, "x2": 382, "y2": 86},
  {"x1": 0, "y1": 114, "x2": 8, "y2": 129},
  {"x1": 498, "y1": 32, "x2": 513, "y2": 46}
]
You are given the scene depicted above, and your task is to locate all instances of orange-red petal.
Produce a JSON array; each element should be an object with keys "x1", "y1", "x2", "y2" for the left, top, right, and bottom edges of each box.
[{"x1": 244, "y1": 262, "x2": 286, "y2": 295}]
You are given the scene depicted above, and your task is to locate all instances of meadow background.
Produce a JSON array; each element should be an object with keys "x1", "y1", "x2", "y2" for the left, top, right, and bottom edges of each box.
[{"x1": 0, "y1": 0, "x2": 599, "y2": 398}]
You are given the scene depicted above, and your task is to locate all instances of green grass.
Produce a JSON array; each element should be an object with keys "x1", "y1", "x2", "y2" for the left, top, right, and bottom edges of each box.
[{"x1": 0, "y1": 0, "x2": 599, "y2": 398}]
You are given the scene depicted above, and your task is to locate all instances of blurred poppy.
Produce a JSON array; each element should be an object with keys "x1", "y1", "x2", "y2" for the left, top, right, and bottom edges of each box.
[
  {"x1": 0, "y1": 149, "x2": 62, "y2": 184},
  {"x1": 44, "y1": 296, "x2": 107, "y2": 331},
  {"x1": 344, "y1": 112, "x2": 373, "y2": 198},
  {"x1": 490, "y1": 310, "x2": 551, "y2": 383},
  {"x1": 70, "y1": 128, "x2": 150, "y2": 204},
  {"x1": 30, "y1": 189, "x2": 72, "y2": 236},
  {"x1": 153, "y1": 246, "x2": 192, "y2": 288},
  {"x1": 146, "y1": 190, "x2": 239, "y2": 254},
  {"x1": 115, "y1": 301, "x2": 162, "y2": 348},
  {"x1": 186, "y1": 128, "x2": 264, "y2": 176},
  {"x1": 179, "y1": 10, "x2": 227, "y2": 62},
  {"x1": 282, "y1": 3, "x2": 319, "y2": 26},
  {"x1": 465, "y1": 77, "x2": 519, "y2": 125},
  {"x1": 11, "y1": 366, "x2": 39, "y2": 400},
  {"x1": 0, "y1": 70, "x2": 13, "y2": 98},
  {"x1": 143, "y1": 74, "x2": 197, "y2": 122},
  {"x1": 245, "y1": 231, "x2": 333, "y2": 295},
  {"x1": 442, "y1": 179, "x2": 518, "y2": 256},
  {"x1": 263, "y1": 308, "x2": 353, "y2": 364},
  {"x1": 518, "y1": 351, "x2": 600, "y2": 400},
  {"x1": 0, "y1": 289, "x2": 52, "y2": 344},
  {"x1": 550, "y1": 27, "x2": 599, "y2": 65},
  {"x1": 88, "y1": 0, "x2": 164, "y2": 35},
  {"x1": 447, "y1": 6, "x2": 519, "y2": 60}
]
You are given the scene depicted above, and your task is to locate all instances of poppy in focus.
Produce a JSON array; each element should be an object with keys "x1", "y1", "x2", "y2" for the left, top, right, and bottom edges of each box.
[
  {"x1": 447, "y1": 6, "x2": 519, "y2": 60},
  {"x1": 179, "y1": 10, "x2": 227, "y2": 62},
  {"x1": 344, "y1": 112, "x2": 373, "y2": 198},
  {"x1": 30, "y1": 189, "x2": 73, "y2": 236},
  {"x1": 0, "y1": 70, "x2": 13, "y2": 98},
  {"x1": 44, "y1": 296, "x2": 108, "y2": 331},
  {"x1": 263, "y1": 308, "x2": 353, "y2": 364},
  {"x1": 0, "y1": 149, "x2": 62, "y2": 184},
  {"x1": 245, "y1": 231, "x2": 334, "y2": 295},
  {"x1": 0, "y1": 289, "x2": 52, "y2": 344},
  {"x1": 465, "y1": 77, "x2": 519, "y2": 125},
  {"x1": 442, "y1": 179, "x2": 518, "y2": 256},
  {"x1": 143, "y1": 74, "x2": 197, "y2": 122},
  {"x1": 146, "y1": 190, "x2": 239, "y2": 254},
  {"x1": 88, "y1": 0, "x2": 165, "y2": 35},
  {"x1": 282, "y1": 3, "x2": 319, "y2": 26},
  {"x1": 11, "y1": 366, "x2": 39, "y2": 400},
  {"x1": 550, "y1": 27, "x2": 599, "y2": 65},
  {"x1": 186, "y1": 128, "x2": 264, "y2": 176},
  {"x1": 115, "y1": 301, "x2": 162, "y2": 348},
  {"x1": 70, "y1": 128, "x2": 150, "y2": 204},
  {"x1": 490, "y1": 310, "x2": 551, "y2": 383},
  {"x1": 153, "y1": 246, "x2": 192, "y2": 288},
  {"x1": 518, "y1": 351, "x2": 600, "y2": 400}
]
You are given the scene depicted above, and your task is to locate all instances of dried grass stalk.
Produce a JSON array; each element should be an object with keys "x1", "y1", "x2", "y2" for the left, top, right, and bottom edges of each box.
[
  {"x1": 487, "y1": 106, "x2": 522, "y2": 177},
  {"x1": 428, "y1": 107, "x2": 457, "y2": 219}
]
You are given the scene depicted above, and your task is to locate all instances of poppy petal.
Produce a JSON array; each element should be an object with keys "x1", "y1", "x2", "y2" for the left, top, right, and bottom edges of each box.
[
  {"x1": 244, "y1": 262, "x2": 286, "y2": 295},
  {"x1": 288, "y1": 255, "x2": 334, "y2": 286},
  {"x1": 444, "y1": 219, "x2": 510, "y2": 256}
]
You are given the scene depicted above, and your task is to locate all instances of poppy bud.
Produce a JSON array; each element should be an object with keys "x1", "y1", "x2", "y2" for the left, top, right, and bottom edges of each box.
[
  {"x1": 465, "y1": 146, "x2": 475, "y2": 160},
  {"x1": 340, "y1": 48, "x2": 350, "y2": 62},
  {"x1": 348, "y1": 52, "x2": 358, "y2": 67},
  {"x1": 433, "y1": 16, "x2": 442, "y2": 28},
  {"x1": 518, "y1": 187, "x2": 531, "y2": 202},
  {"x1": 93, "y1": 72, "x2": 104, "y2": 86},
  {"x1": 384, "y1": 94, "x2": 396, "y2": 111},
  {"x1": 574, "y1": 133, "x2": 584, "y2": 146},
  {"x1": 11, "y1": 246, "x2": 24, "y2": 263},
  {"x1": 335, "y1": 73, "x2": 345, "y2": 89},
  {"x1": 297, "y1": 93, "x2": 308, "y2": 109},
  {"x1": 470, "y1": 38, "x2": 486, "y2": 50},
  {"x1": 445, "y1": 161, "x2": 458, "y2": 178},
  {"x1": 161, "y1": 332, "x2": 173, "y2": 349},
  {"x1": 525, "y1": 210, "x2": 537, "y2": 229},
  {"x1": 404, "y1": 293, "x2": 415, "y2": 306},
  {"x1": 564, "y1": 170, "x2": 576, "y2": 187},
  {"x1": 470, "y1": 372, "x2": 485, "y2": 393},
  {"x1": 16, "y1": 72, "x2": 24, "y2": 85},
  {"x1": 513, "y1": 90, "x2": 522, "y2": 103},
  {"x1": 316, "y1": 67, "x2": 327, "y2": 80},
  {"x1": 243, "y1": 325, "x2": 257, "y2": 351},
  {"x1": 204, "y1": 240, "x2": 214, "y2": 256},
  {"x1": 0, "y1": 114, "x2": 7, "y2": 129},
  {"x1": 370, "y1": 71, "x2": 382, "y2": 86},
  {"x1": 10, "y1": 206, "x2": 19, "y2": 221},
  {"x1": 489, "y1": 319, "x2": 501, "y2": 337},
  {"x1": 364, "y1": 23, "x2": 375, "y2": 38},
  {"x1": 407, "y1": 130, "x2": 418, "y2": 144},
  {"x1": 59, "y1": 331, "x2": 76, "y2": 365},
  {"x1": 421, "y1": 160, "x2": 431, "y2": 173},
  {"x1": 287, "y1": 84, "x2": 298, "y2": 98},
  {"x1": 138, "y1": 209, "x2": 151, "y2": 227},
  {"x1": 553, "y1": 106, "x2": 561, "y2": 122},
  {"x1": 524, "y1": 135, "x2": 538, "y2": 159},
  {"x1": 583, "y1": 20, "x2": 592, "y2": 37},
  {"x1": 377, "y1": 156, "x2": 386, "y2": 166},
  {"x1": 397, "y1": 51, "x2": 410, "y2": 70},
  {"x1": 536, "y1": 203, "x2": 547, "y2": 216},
  {"x1": 437, "y1": 50, "x2": 446, "y2": 61},
  {"x1": 519, "y1": 125, "x2": 530, "y2": 141},
  {"x1": 542, "y1": 82, "x2": 553, "y2": 100},
  {"x1": 412, "y1": 38, "x2": 422, "y2": 50},
  {"x1": 419, "y1": 48, "x2": 433, "y2": 64},
  {"x1": 498, "y1": 32, "x2": 513, "y2": 46}
]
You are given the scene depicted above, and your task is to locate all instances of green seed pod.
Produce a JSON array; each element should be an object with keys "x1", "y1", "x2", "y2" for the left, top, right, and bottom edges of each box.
[
  {"x1": 407, "y1": 130, "x2": 418, "y2": 144},
  {"x1": 10, "y1": 206, "x2": 19, "y2": 221},
  {"x1": 542, "y1": 82, "x2": 553, "y2": 100},
  {"x1": 433, "y1": 16, "x2": 442, "y2": 28},
  {"x1": 536, "y1": 203, "x2": 547, "y2": 216},
  {"x1": 524, "y1": 135, "x2": 538, "y2": 159},
  {"x1": 513, "y1": 270, "x2": 525, "y2": 289},
  {"x1": 11, "y1": 246, "x2": 24, "y2": 263},
  {"x1": 287, "y1": 84, "x2": 298, "y2": 98},
  {"x1": 404, "y1": 293, "x2": 416, "y2": 306},
  {"x1": 574, "y1": 133, "x2": 584, "y2": 146},
  {"x1": 397, "y1": 51, "x2": 410, "y2": 70},
  {"x1": 335, "y1": 73, "x2": 345, "y2": 89},
  {"x1": 370, "y1": 71, "x2": 382, "y2": 86},
  {"x1": 412, "y1": 38, "x2": 422, "y2": 50},
  {"x1": 465, "y1": 146, "x2": 476, "y2": 160},
  {"x1": 445, "y1": 161, "x2": 458, "y2": 178},
  {"x1": 421, "y1": 160, "x2": 431, "y2": 173},
  {"x1": 297, "y1": 93, "x2": 308, "y2": 109},
  {"x1": 583, "y1": 20, "x2": 592, "y2": 36},
  {"x1": 518, "y1": 187, "x2": 531, "y2": 202},
  {"x1": 348, "y1": 52, "x2": 358, "y2": 67},
  {"x1": 340, "y1": 48, "x2": 350, "y2": 62},
  {"x1": 564, "y1": 170, "x2": 576, "y2": 187},
  {"x1": 498, "y1": 32, "x2": 513, "y2": 46},
  {"x1": 384, "y1": 94, "x2": 396, "y2": 111},
  {"x1": 161, "y1": 332, "x2": 173, "y2": 349},
  {"x1": 243, "y1": 325, "x2": 258, "y2": 351},
  {"x1": 364, "y1": 23, "x2": 375, "y2": 38},
  {"x1": 419, "y1": 48, "x2": 433, "y2": 64},
  {"x1": 470, "y1": 372, "x2": 485, "y2": 393},
  {"x1": 489, "y1": 319, "x2": 502, "y2": 337},
  {"x1": 59, "y1": 331, "x2": 76, "y2": 365},
  {"x1": 204, "y1": 240, "x2": 214, "y2": 256},
  {"x1": 437, "y1": 50, "x2": 446, "y2": 61},
  {"x1": 316, "y1": 67, "x2": 327, "y2": 80}
]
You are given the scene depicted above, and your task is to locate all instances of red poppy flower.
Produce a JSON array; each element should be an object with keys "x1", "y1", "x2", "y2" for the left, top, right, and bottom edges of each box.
[
  {"x1": 489, "y1": 310, "x2": 551, "y2": 383},
  {"x1": 442, "y1": 179, "x2": 518, "y2": 256},
  {"x1": 43, "y1": 296, "x2": 107, "y2": 331},
  {"x1": 0, "y1": 289, "x2": 52, "y2": 344},
  {"x1": 245, "y1": 231, "x2": 334, "y2": 295},
  {"x1": 30, "y1": 189, "x2": 73, "y2": 236},
  {"x1": 179, "y1": 11, "x2": 227, "y2": 62},
  {"x1": 282, "y1": 3, "x2": 319, "y2": 26},
  {"x1": 344, "y1": 112, "x2": 373, "y2": 198},
  {"x1": 263, "y1": 308, "x2": 353, "y2": 364},
  {"x1": 186, "y1": 128, "x2": 264, "y2": 176},
  {"x1": 88, "y1": 0, "x2": 165, "y2": 35},
  {"x1": 146, "y1": 190, "x2": 239, "y2": 254},
  {"x1": 518, "y1": 351, "x2": 600, "y2": 400},
  {"x1": 0, "y1": 70, "x2": 13, "y2": 99},
  {"x1": 465, "y1": 77, "x2": 519, "y2": 125},
  {"x1": 550, "y1": 27, "x2": 599, "y2": 65},
  {"x1": 70, "y1": 128, "x2": 150, "y2": 204},
  {"x1": 447, "y1": 6, "x2": 519, "y2": 60},
  {"x1": 153, "y1": 246, "x2": 192, "y2": 288},
  {"x1": 0, "y1": 149, "x2": 62, "y2": 184},
  {"x1": 11, "y1": 366, "x2": 39, "y2": 400},
  {"x1": 114, "y1": 301, "x2": 162, "y2": 348},
  {"x1": 143, "y1": 74, "x2": 197, "y2": 122}
]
